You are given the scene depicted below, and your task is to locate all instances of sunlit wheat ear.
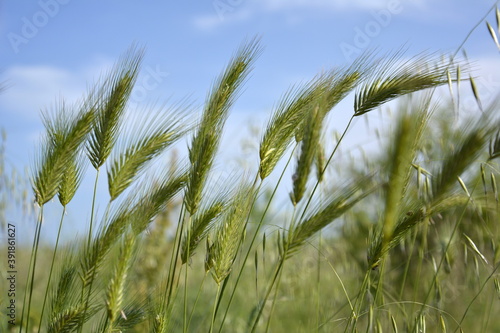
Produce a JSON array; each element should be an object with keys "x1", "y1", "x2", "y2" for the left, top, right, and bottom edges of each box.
[
  {"x1": 49, "y1": 251, "x2": 79, "y2": 318},
  {"x1": 368, "y1": 194, "x2": 471, "y2": 269},
  {"x1": 259, "y1": 75, "x2": 328, "y2": 180},
  {"x1": 47, "y1": 304, "x2": 99, "y2": 333},
  {"x1": 316, "y1": 51, "x2": 376, "y2": 117},
  {"x1": 206, "y1": 182, "x2": 255, "y2": 284},
  {"x1": 109, "y1": 304, "x2": 145, "y2": 332},
  {"x1": 33, "y1": 99, "x2": 95, "y2": 205},
  {"x1": 290, "y1": 104, "x2": 323, "y2": 205},
  {"x1": 58, "y1": 152, "x2": 87, "y2": 206},
  {"x1": 127, "y1": 167, "x2": 187, "y2": 235},
  {"x1": 80, "y1": 168, "x2": 186, "y2": 284},
  {"x1": 185, "y1": 38, "x2": 261, "y2": 215},
  {"x1": 181, "y1": 201, "x2": 225, "y2": 264},
  {"x1": 181, "y1": 177, "x2": 241, "y2": 263},
  {"x1": 285, "y1": 176, "x2": 375, "y2": 258},
  {"x1": 354, "y1": 52, "x2": 454, "y2": 116},
  {"x1": 105, "y1": 232, "x2": 136, "y2": 329},
  {"x1": 181, "y1": 180, "x2": 231, "y2": 263},
  {"x1": 107, "y1": 101, "x2": 191, "y2": 200},
  {"x1": 151, "y1": 289, "x2": 169, "y2": 333},
  {"x1": 431, "y1": 111, "x2": 497, "y2": 201},
  {"x1": 87, "y1": 45, "x2": 144, "y2": 170},
  {"x1": 79, "y1": 206, "x2": 131, "y2": 290},
  {"x1": 47, "y1": 246, "x2": 99, "y2": 332},
  {"x1": 260, "y1": 55, "x2": 369, "y2": 180},
  {"x1": 315, "y1": 141, "x2": 326, "y2": 182},
  {"x1": 289, "y1": 62, "x2": 369, "y2": 203},
  {"x1": 381, "y1": 96, "x2": 433, "y2": 243}
]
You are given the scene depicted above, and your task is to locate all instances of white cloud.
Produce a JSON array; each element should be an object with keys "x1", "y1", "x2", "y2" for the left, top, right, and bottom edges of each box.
[
  {"x1": 192, "y1": 0, "x2": 428, "y2": 30},
  {"x1": 259, "y1": 0, "x2": 400, "y2": 11},
  {"x1": 192, "y1": 6, "x2": 252, "y2": 30},
  {"x1": 0, "y1": 63, "x2": 110, "y2": 120},
  {"x1": 2, "y1": 66, "x2": 73, "y2": 116}
]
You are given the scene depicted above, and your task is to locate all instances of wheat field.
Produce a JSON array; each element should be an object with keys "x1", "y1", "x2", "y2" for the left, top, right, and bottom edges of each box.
[{"x1": 1, "y1": 10, "x2": 500, "y2": 332}]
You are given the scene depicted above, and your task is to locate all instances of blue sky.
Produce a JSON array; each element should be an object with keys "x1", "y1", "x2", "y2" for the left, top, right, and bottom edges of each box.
[{"x1": 1, "y1": 0, "x2": 500, "y2": 241}]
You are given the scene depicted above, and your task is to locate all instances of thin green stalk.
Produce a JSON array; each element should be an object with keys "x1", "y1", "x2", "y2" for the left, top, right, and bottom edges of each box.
[
  {"x1": 187, "y1": 272, "x2": 208, "y2": 331},
  {"x1": 264, "y1": 258, "x2": 286, "y2": 333},
  {"x1": 414, "y1": 181, "x2": 478, "y2": 330},
  {"x1": 183, "y1": 215, "x2": 193, "y2": 333},
  {"x1": 398, "y1": 229, "x2": 419, "y2": 299},
  {"x1": 345, "y1": 269, "x2": 370, "y2": 333},
  {"x1": 26, "y1": 206, "x2": 43, "y2": 332},
  {"x1": 410, "y1": 217, "x2": 429, "y2": 317},
  {"x1": 315, "y1": 178, "x2": 326, "y2": 332},
  {"x1": 19, "y1": 206, "x2": 43, "y2": 333},
  {"x1": 480, "y1": 284, "x2": 496, "y2": 332},
  {"x1": 217, "y1": 148, "x2": 295, "y2": 333},
  {"x1": 78, "y1": 170, "x2": 101, "y2": 333},
  {"x1": 316, "y1": 231, "x2": 322, "y2": 333},
  {"x1": 209, "y1": 284, "x2": 222, "y2": 333},
  {"x1": 87, "y1": 170, "x2": 100, "y2": 249},
  {"x1": 317, "y1": 299, "x2": 351, "y2": 331},
  {"x1": 250, "y1": 259, "x2": 285, "y2": 333},
  {"x1": 165, "y1": 202, "x2": 186, "y2": 298},
  {"x1": 373, "y1": 256, "x2": 387, "y2": 306},
  {"x1": 454, "y1": 261, "x2": 500, "y2": 332},
  {"x1": 299, "y1": 115, "x2": 355, "y2": 222},
  {"x1": 315, "y1": 244, "x2": 355, "y2": 329},
  {"x1": 264, "y1": 205, "x2": 297, "y2": 333},
  {"x1": 162, "y1": 201, "x2": 187, "y2": 327},
  {"x1": 37, "y1": 206, "x2": 67, "y2": 332},
  {"x1": 450, "y1": 2, "x2": 500, "y2": 63}
]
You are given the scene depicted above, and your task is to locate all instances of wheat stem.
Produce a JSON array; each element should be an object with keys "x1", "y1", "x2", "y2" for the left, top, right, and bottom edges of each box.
[
  {"x1": 264, "y1": 205, "x2": 298, "y2": 332},
  {"x1": 186, "y1": 272, "x2": 208, "y2": 331},
  {"x1": 183, "y1": 215, "x2": 193, "y2": 333},
  {"x1": 299, "y1": 115, "x2": 355, "y2": 222},
  {"x1": 163, "y1": 201, "x2": 187, "y2": 327},
  {"x1": 250, "y1": 259, "x2": 284, "y2": 333},
  {"x1": 454, "y1": 261, "x2": 500, "y2": 332},
  {"x1": 77, "y1": 169, "x2": 100, "y2": 333},
  {"x1": 346, "y1": 270, "x2": 370, "y2": 333},
  {"x1": 37, "y1": 207, "x2": 66, "y2": 332},
  {"x1": 415, "y1": 181, "x2": 478, "y2": 330},
  {"x1": 217, "y1": 148, "x2": 295, "y2": 333},
  {"x1": 398, "y1": 228, "x2": 419, "y2": 300},
  {"x1": 23, "y1": 206, "x2": 44, "y2": 332},
  {"x1": 264, "y1": 251, "x2": 286, "y2": 333},
  {"x1": 19, "y1": 206, "x2": 41, "y2": 333},
  {"x1": 209, "y1": 283, "x2": 222, "y2": 333},
  {"x1": 87, "y1": 170, "x2": 99, "y2": 249},
  {"x1": 316, "y1": 232, "x2": 323, "y2": 332}
]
